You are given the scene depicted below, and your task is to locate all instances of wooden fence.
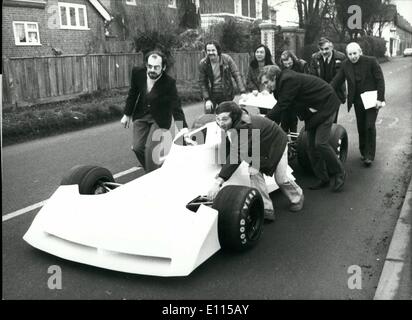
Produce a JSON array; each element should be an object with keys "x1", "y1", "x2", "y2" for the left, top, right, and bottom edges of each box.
[{"x1": 2, "y1": 51, "x2": 250, "y2": 108}]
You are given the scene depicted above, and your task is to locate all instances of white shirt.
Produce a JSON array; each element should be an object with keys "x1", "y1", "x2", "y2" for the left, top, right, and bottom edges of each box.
[{"x1": 323, "y1": 54, "x2": 333, "y2": 64}]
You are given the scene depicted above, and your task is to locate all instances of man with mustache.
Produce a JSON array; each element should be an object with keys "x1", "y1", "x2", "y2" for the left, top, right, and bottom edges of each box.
[
  {"x1": 121, "y1": 50, "x2": 188, "y2": 173},
  {"x1": 207, "y1": 101, "x2": 304, "y2": 221},
  {"x1": 309, "y1": 37, "x2": 347, "y2": 123},
  {"x1": 198, "y1": 41, "x2": 247, "y2": 114}
]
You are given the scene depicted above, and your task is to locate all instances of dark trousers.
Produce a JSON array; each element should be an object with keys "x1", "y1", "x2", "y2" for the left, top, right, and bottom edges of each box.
[
  {"x1": 206, "y1": 92, "x2": 230, "y2": 114},
  {"x1": 132, "y1": 114, "x2": 175, "y2": 173},
  {"x1": 307, "y1": 112, "x2": 344, "y2": 182},
  {"x1": 353, "y1": 96, "x2": 379, "y2": 160},
  {"x1": 271, "y1": 106, "x2": 298, "y2": 133}
]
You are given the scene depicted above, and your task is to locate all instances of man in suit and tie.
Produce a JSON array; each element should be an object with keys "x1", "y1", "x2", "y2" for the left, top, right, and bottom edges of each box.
[
  {"x1": 331, "y1": 42, "x2": 386, "y2": 167},
  {"x1": 260, "y1": 65, "x2": 346, "y2": 192},
  {"x1": 309, "y1": 37, "x2": 347, "y2": 123},
  {"x1": 121, "y1": 50, "x2": 189, "y2": 172}
]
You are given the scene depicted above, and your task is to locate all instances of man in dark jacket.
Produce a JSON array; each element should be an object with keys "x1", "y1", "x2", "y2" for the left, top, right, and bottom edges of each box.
[
  {"x1": 331, "y1": 42, "x2": 385, "y2": 167},
  {"x1": 309, "y1": 37, "x2": 347, "y2": 123},
  {"x1": 207, "y1": 101, "x2": 304, "y2": 220},
  {"x1": 260, "y1": 65, "x2": 346, "y2": 192},
  {"x1": 198, "y1": 41, "x2": 247, "y2": 113},
  {"x1": 121, "y1": 50, "x2": 188, "y2": 173},
  {"x1": 276, "y1": 50, "x2": 309, "y2": 133}
]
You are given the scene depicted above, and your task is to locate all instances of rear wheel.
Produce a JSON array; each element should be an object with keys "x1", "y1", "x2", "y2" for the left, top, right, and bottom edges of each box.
[
  {"x1": 212, "y1": 185, "x2": 264, "y2": 252},
  {"x1": 329, "y1": 124, "x2": 348, "y2": 163},
  {"x1": 61, "y1": 165, "x2": 115, "y2": 195},
  {"x1": 296, "y1": 124, "x2": 349, "y2": 173}
]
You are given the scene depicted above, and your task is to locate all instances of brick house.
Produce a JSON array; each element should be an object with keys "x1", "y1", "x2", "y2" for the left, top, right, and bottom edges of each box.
[
  {"x1": 197, "y1": 0, "x2": 271, "y2": 29},
  {"x1": 372, "y1": 4, "x2": 412, "y2": 56},
  {"x1": 2, "y1": 0, "x2": 114, "y2": 58}
]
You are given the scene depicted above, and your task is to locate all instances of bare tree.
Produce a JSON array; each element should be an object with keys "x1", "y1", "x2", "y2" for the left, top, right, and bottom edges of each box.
[
  {"x1": 296, "y1": 0, "x2": 331, "y2": 44},
  {"x1": 334, "y1": 0, "x2": 394, "y2": 39}
]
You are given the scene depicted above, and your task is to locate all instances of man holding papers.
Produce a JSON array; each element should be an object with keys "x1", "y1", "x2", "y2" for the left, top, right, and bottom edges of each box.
[{"x1": 331, "y1": 42, "x2": 386, "y2": 167}]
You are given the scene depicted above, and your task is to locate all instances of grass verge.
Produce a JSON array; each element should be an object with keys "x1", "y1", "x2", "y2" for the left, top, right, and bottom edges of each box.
[{"x1": 2, "y1": 88, "x2": 202, "y2": 146}]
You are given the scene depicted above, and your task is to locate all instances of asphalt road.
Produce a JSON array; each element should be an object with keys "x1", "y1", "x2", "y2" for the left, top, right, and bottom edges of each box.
[{"x1": 2, "y1": 57, "x2": 412, "y2": 300}]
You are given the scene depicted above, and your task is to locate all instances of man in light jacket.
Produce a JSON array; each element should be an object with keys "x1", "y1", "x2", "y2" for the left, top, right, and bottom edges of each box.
[{"x1": 199, "y1": 41, "x2": 247, "y2": 113}]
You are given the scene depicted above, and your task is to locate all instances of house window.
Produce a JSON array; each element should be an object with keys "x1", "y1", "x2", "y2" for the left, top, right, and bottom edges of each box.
[
  {"x1": 58, "y1": 2, "x2": 89, "y2": 29},
  {"x1": 13, "y1": 21, "x2": 41, "y2": 45},
  {"x1": 125, "y1": 0, "x2": 136, "y2": 5},
  {"x1": 168, "y1": 0, "x2": 177, "y2": 8}
]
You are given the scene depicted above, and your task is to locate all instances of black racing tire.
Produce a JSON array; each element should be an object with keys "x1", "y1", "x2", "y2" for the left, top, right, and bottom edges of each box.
[
  {"x1": 212, "y1": 185, "x2": 264, "y2": 252},
  {"x1": 296, "y1": 127, "x2": 313, "y2": 173},
  {"x1": 329, "y1": 124, "x2": 348, "y2": 163},
  {"x1": 60, "y1": 165, "x2": 114, "y2": 195},
  {"x1": 191, "y1": 114, "x2": 216, "y2": 130}
]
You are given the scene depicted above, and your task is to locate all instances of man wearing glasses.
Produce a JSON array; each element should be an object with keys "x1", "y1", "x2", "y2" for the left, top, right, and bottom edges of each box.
[{"x1": 121, "y1": 50, "x2": 188, "y2": 172}]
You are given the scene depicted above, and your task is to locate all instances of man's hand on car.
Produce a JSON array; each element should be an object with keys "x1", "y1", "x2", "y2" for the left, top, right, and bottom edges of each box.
[
  {"x1": 205, "y1": 100, "x2": 213, "y2": 113},
  {"x1": 207, "y1": 177, "x2": 224, "y2": 200}
]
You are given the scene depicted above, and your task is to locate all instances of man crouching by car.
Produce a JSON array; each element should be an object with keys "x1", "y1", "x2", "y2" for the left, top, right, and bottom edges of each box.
[{"x1": 207, "y1": 101, "x2": 304, "y2": 221}]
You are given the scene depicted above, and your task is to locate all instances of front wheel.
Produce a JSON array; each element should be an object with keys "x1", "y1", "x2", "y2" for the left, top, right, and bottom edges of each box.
[{"x1": 212, "y1": 185, "x2": 264, "y2": 252}]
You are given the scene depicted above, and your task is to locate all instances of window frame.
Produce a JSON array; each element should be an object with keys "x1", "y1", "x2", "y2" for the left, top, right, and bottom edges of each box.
[
  {"x1": 58, "y1": 2, "x2": 89, "y2": 30},
  {"x1": 13, "y1": 21, "x2": 41, "y2": 46}
]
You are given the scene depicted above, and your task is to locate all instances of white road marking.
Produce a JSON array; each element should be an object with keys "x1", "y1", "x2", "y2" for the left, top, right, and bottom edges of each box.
[
  {"x1": 2, "y1": 201, "x2": 48, "y2": 222},
  {"x1": 2, "y1": 166, "x2": 142, "y2": 222},
  {"x1": 113, "y1": 166, "x2": 142, "y2": 179}
]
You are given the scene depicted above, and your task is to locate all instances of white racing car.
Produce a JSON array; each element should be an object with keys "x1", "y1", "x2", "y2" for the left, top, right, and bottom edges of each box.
[
  {"x1": 23, "y1": 119, "x2": 297, "y2": 277},
  {"x1": 24, "y1": 93, "x2": 348, "y2": 277}
]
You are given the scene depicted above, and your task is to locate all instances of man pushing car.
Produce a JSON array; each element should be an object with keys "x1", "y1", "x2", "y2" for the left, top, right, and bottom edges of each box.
[{"x1": 207, "y1": 101, "x2": 304, "y2": 221}]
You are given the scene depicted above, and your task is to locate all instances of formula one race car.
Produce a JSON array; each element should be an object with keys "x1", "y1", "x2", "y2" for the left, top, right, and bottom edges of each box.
[
  {"x1": 23, "y1": 120, "x2": 296, "y2": 277},
  {"x1": 23, "y1": 94, "x2": 348, "y2": 277}
]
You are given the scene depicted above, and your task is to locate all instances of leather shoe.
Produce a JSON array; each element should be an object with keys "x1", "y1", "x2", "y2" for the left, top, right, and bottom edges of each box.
[
  {"x1": 363, "y1": 159, "x2": 372, "y2": 167},
  {"x1": 289, "y1": 194, "x2": 304, "y2": 212},
  {"x1": 309, "y1": 180, "x2": 330, "y2": 190},
  {"x1": 332, "y1": 171, "x2": 346, "y2": 192}
]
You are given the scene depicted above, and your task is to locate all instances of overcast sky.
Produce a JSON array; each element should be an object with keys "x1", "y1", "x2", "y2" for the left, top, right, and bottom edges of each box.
[
  {"x1": 393, "y1": 0, "x2": 412, "y2": 25},
  {"x1": 268, "y1": 0, "x2": 412, "y2": 27}
]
